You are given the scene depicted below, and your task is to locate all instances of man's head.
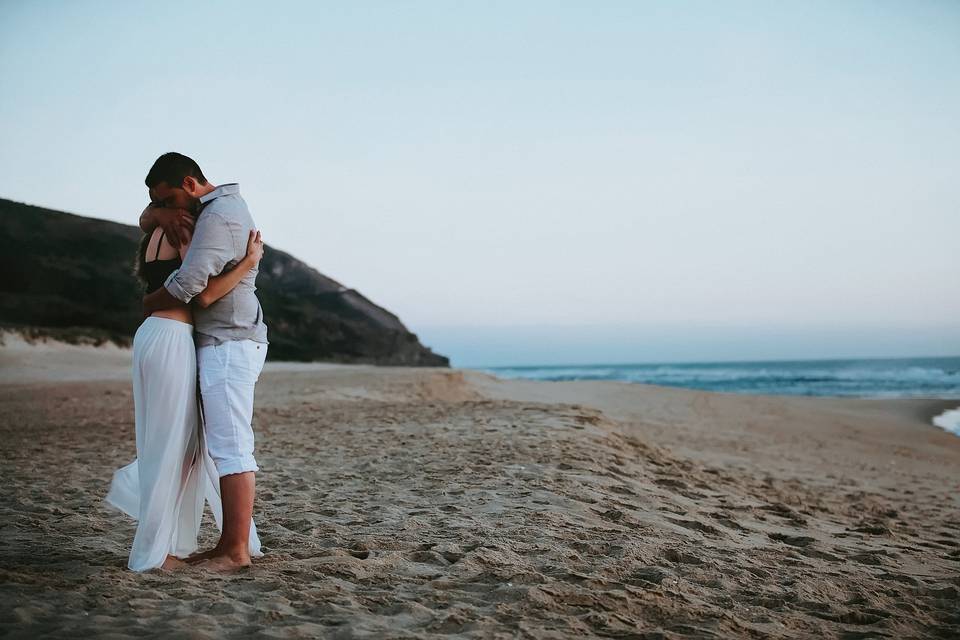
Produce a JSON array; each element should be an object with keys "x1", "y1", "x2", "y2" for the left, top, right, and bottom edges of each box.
[{"x1": 145, "y1": 152, "x2": 214, "y2": 214}]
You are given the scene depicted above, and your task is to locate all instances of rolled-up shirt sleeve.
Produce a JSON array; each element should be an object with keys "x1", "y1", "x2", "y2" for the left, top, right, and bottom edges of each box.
[{"x1": 164, "y1": 211, "x2": 234, "y2": 303}]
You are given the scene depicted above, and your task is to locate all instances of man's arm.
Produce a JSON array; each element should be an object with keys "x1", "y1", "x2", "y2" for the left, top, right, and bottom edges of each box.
[{"x1": 164, "y1": 211, "x2": 236, "y2": 304}]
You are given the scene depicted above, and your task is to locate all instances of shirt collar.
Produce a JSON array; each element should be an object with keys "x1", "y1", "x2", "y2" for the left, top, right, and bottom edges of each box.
[{"x1": 199, "y1": 182, "x2": 240, "y2": 204}]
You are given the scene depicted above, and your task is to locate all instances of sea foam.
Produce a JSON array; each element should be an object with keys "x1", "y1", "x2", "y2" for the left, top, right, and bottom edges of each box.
[{"x1": 932, "y1": 407, "x2": 960, "y2": 436}]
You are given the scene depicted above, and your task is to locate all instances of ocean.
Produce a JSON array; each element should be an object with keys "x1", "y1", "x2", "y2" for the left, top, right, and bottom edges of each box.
[
  {"x1": 483, "y1": 356, "x2": 960, "y2": 434},
  {"x1": 483, "y1": 356, "x2": 960, "y2": 398}
]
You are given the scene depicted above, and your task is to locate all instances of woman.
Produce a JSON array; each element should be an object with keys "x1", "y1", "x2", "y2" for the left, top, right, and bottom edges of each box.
[{"x1": 105, "y1": 208, "x2": 264, "y2": 572}]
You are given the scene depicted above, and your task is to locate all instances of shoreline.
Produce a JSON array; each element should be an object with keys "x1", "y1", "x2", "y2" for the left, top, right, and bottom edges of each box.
[
  {"x1": 2, "y1": 331, "x2": 957, "y2": 440},
  {"x1": 3, "y1": 329, "x2": 957, "y2": 398}
]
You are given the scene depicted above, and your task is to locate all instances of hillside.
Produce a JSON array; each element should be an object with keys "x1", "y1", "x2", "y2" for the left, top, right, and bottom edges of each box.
[{"x1": 0, "y1": 198, "x2": 448, "y2": 365}]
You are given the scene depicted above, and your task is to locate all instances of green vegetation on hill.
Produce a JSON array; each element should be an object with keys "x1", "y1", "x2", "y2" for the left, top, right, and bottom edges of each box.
[{"x1": 0, "y1": 198, "x2": 448, "y2": 365}]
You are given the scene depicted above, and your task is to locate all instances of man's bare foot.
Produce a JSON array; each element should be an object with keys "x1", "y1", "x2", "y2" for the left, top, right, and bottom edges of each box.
[
  {"x1": 196, "y1": 552, "x2": 251, "y2": 574},
  {"x1": 160, "y1": 555, "x2": 186, "y2": 571},
  {"x1": 185, "y1": 546, "x2": 222, "y2": 564}
]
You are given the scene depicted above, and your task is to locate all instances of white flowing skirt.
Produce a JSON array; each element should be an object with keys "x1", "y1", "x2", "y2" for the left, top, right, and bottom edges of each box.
[{"x1": 105, "y1": 316, "x2": 262, "y2": 572}]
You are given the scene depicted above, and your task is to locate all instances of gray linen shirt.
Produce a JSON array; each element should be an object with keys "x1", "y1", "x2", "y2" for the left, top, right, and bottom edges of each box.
[{"x1": 164, "y1": 183, "x2": 269, "y2": 347}]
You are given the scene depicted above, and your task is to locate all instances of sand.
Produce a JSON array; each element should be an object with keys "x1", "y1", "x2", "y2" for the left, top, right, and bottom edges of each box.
[{"x1": 1, "y1": 339, "x2": 958, "y2": 638}]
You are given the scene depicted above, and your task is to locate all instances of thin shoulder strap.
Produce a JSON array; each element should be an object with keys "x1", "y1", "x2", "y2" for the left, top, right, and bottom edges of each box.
[{"x1": 154, "y1": 230, "x2": 164, "y2": 260}]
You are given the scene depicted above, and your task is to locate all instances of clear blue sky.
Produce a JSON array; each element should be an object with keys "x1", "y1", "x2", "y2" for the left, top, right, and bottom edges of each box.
[{"x1": 1, "y1": 1, "x2": 957, "y2": 366}]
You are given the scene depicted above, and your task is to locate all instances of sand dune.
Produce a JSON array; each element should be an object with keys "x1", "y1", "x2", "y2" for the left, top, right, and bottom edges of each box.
[{"x1": 1, "y1": 343, "x2": 958, "y2": 638}]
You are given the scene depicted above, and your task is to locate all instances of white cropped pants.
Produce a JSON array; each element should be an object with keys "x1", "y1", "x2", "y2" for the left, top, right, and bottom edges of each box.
[{"x1": 197, "y1": 339, "x2": 268, "y2": 478}]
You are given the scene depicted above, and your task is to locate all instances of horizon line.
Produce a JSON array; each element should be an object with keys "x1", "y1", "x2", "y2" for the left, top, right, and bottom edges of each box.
[{"x1": 464, "y1": 353, "x2": 960, "y2": 370}]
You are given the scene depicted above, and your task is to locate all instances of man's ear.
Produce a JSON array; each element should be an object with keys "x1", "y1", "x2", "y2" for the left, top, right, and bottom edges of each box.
[{"x1": 182, "y1": 176, "x2": 199, "y2": 196}]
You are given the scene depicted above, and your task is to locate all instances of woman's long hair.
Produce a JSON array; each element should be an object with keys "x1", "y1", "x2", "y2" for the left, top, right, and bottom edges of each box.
[{"x1": 132, "y1": 232, "x2": 153, "y2": 287}]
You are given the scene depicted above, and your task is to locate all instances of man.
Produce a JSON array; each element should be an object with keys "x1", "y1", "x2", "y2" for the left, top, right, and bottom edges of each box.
[{"x1": 140, "y1": 152, "x2": 268, "y2": 572}]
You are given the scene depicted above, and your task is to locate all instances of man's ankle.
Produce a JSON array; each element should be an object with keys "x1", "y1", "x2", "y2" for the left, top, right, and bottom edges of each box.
[{"x1": 219, "y1": 543, "x2": 251, "y2": 562}]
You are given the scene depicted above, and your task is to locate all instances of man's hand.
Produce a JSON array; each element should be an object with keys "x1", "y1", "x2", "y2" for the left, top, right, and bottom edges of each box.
[{"x1": 139, "y1": 205, "x2": 194, "y2": 248}]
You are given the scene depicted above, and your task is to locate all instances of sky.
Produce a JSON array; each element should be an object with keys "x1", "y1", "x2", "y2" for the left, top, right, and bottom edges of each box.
[{"x1": 1, "y1": 1, "x2": 957, "y2": 367}]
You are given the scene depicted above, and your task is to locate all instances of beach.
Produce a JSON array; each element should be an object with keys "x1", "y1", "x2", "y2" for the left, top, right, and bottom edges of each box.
[{"x1": 1, "y1": 338, "x2": 958, "y2": 638}]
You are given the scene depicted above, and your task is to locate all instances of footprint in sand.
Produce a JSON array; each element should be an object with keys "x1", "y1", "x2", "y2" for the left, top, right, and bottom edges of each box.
[{"x1": 768, "y1": 532, "x2": 817, "y2": 546}]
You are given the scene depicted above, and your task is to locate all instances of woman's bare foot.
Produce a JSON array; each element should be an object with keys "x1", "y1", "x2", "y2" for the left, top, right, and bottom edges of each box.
[{"x1": 160, "y1": 555, "x2": 186, "y2": 571}]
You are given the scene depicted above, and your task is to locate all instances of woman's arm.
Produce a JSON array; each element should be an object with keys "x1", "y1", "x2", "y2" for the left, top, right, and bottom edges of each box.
[
  {"x1": 140, "y1": 204, "x2": 194, "y2": 246},
  {"x1": 193, "y1": 230, "x2": 264, "y2": 309}
]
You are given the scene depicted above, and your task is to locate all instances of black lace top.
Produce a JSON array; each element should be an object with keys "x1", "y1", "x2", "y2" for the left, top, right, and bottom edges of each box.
[{"x1": 143, "y1": 232, "x2": 182, "y2": 293}]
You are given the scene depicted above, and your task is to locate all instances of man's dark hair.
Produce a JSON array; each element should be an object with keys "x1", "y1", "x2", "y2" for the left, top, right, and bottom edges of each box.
[{"x1": 144, "y1": 152, "x2": 208, "y2": 189}]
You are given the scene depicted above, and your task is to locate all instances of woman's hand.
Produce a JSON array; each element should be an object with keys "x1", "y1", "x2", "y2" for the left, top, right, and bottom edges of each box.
[
  {"x1": 142, "y1": 205, "x2": 194, "y2": 248},
  {"x1": 245, "y1": 229, "x2": 264, "y2": 266}
]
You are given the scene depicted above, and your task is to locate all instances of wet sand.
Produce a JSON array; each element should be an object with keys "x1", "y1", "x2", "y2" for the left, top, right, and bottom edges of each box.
[{"x1": 1, "y1": 339, "x2": 958, "y2": 638}]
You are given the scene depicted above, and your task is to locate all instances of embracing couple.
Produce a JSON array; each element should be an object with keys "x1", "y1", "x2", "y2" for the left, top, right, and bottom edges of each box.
[{"x1": 105, "y1": 152, "x2": 269, "y2": 573}]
